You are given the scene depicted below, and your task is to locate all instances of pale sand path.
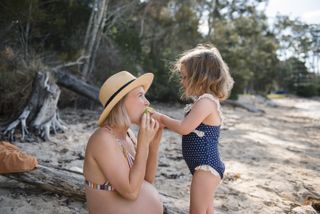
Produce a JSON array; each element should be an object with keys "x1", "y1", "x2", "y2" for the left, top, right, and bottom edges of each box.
[{"x1": 0, "y1": 97, "x2": 319, "y2": 213}]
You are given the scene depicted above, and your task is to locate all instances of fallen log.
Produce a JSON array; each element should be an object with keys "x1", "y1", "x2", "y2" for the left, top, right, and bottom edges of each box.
[
  {"x1": 54, "y1": 69, "x2": 99, "y2": 103},
  {"x1": 2, "y1": 164, "x2": 185, "y2": 214},
  {"x1": 223, "y1": 99, "x2": 265, "y2": 113},
  {"x1": 3, "y1": 164, "x2": 85, "y2": 201}
]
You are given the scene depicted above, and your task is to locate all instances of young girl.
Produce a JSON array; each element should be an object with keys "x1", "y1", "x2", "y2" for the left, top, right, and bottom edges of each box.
[{"x1": 153, "y1": 44, "x2": 234, "y2": 214}]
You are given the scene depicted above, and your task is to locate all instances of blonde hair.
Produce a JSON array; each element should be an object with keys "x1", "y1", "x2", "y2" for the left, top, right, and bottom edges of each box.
[
  {"x1": 102, "y1": 96, "x2": 131, "y2": 129},
  {"x1": 173, "y1": 44, "x2": 234, "y2": 100}
]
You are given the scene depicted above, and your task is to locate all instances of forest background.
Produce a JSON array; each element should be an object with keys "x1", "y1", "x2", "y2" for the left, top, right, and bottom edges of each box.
[{"x1": 0, "y1": 0, "x2": 319, "y2": 122}]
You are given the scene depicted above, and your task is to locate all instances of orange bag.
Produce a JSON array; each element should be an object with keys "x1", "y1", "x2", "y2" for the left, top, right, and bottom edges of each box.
[{"x1": 0, "y1": 141, "x2": 38, "y2": 174}]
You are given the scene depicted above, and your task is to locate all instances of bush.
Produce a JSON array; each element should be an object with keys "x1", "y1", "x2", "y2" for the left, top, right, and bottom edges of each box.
[
  {"x1": 0, "y1": 48, "x2": 41, "y2": 121},
  {"x1": 229, "y1": 91, "x2": 239, "y2": 100},
  {"x1": 295, "y1": 84, "x2": 318, "y2": 97}
]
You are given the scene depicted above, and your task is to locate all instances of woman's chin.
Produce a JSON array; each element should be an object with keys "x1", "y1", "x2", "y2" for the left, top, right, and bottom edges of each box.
[{"x1": 131, "y1": 119, "x2": 140, "y2": 125}]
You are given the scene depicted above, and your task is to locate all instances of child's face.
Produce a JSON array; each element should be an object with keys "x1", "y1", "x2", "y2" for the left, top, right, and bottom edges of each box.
[{"x1": 180, "y1": 64, "x2": 188, "y2": 91}]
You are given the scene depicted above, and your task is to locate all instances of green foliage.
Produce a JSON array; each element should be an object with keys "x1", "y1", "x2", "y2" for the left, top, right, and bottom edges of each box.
[
  {"x1": 0, "y1": 0, "x2": 90, "y2": 61},
  {"x1": 211, "y1": 9, "x2": 279, "y2": 96},
  {"x1": 0, "y1": 0, "x2": 319, "y2": 107},
  {"x1": 0, "y1": 47, "x2": 43, "y2": 120},
  {"x1": 276, "y1": 57, "x2": 320, "y2": 97},
  {"x1": 295, "y1": 84, "x2": 318, "y2": 97}
]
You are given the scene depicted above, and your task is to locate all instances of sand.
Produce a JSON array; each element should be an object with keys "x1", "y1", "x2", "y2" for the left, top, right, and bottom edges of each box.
[{"x1": 0, "y1": 96, "x2": 319, "y2": 214}]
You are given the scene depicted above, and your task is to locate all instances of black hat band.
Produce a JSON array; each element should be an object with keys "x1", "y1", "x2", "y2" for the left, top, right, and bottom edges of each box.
[{"x1": 104, "y1": 79, "x2": 135, "y2": 108}]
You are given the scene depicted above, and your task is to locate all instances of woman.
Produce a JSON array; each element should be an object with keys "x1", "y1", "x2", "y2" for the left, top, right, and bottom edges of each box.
[{"x1": 83, "y1": 71, "x2": 163, "y2": 214}]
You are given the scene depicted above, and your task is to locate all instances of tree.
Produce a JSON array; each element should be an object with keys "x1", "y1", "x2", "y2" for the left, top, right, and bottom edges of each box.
[
  {"x1": 81, "y1": 0, "x2": 109, "y2": 79},
  {"x1": 272, "y1": 16, "x2": 313, "y2": 62},
  {"x1": 136, "y1": 0, "x2": 202, "y2": 101},
  {"x1": 209, "y1": 0, "x2": 279, "y2": 95},
  {"x1": 309, "y1": 24, "x2": 320, "y2": 74}
]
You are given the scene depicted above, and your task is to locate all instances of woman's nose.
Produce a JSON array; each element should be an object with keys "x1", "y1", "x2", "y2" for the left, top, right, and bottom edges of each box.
[{"x1": 144, "y1": 98, "x2": 150, "y2": 106}]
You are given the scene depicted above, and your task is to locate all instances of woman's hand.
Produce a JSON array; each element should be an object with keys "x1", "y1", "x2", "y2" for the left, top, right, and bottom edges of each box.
[
  {"x1": 137, "y1": 112, "x2": 159, "y2": 148},
  {"x1": 149, "y1": 127, "x2": 163, "y2": 151}
]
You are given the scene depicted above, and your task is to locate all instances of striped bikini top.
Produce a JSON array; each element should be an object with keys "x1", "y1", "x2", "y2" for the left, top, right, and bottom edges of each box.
[{"x1": 85, "y1": 131, "x2": 136, "y2": 191}]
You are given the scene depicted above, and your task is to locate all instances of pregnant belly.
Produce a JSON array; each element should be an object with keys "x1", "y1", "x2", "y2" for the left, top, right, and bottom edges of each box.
[{"x1": 85, "y1": 181, "x2": 163, "y2": 214}]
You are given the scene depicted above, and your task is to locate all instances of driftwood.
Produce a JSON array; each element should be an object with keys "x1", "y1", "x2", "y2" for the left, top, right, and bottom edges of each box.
[
  {"x1": 3, "y1": 164, "x2": 85, "y2": 201},
  {"x1": 2, "y1": 164, "x2": 185, "y2": 214},
  {"x1": 54, "y1": 69, "x2": 99, "y2": 102},
  {"x1": 0, "y1": 56, "x2": 100, "y2": 142},
  {"x1": 1, "y1": 72, "x2": 65, "y2": 141},
  {"x1": 223, "y1": 99, "x2": 265, "y2": 113}
]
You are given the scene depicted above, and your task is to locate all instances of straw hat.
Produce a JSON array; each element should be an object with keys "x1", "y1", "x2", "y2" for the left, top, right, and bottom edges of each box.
[{"x1": 98, "y1": 71, "x2": 154, "y2": 126}]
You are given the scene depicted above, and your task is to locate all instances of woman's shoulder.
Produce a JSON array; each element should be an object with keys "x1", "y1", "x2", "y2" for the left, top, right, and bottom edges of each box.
[{"x1": 87, "y1": 128, "x2": 116, "y2": 150}]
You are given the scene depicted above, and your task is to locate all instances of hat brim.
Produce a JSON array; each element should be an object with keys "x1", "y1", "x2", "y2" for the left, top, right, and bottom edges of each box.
[{"x1": 98, "y1": 73, "x2": 154, "y2": 127}]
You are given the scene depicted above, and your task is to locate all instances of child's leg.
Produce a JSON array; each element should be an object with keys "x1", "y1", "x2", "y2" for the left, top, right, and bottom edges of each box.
[
  {"x1": 189, "y1": 170, "x2": 220, "y2": 214},
  {"x1": 206, "y1": 200, "x2": 214, "y2": 214}
]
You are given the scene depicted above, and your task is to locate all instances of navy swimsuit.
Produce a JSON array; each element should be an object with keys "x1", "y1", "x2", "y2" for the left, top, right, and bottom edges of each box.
[{"x1": 182, "y1": 94, "x2": 225, "y2": 179}]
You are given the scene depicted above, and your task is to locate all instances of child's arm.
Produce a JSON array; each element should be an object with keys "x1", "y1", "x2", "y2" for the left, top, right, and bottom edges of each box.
[{"x1": 153, "y1": 98, "x2": 215, "y2": 135}]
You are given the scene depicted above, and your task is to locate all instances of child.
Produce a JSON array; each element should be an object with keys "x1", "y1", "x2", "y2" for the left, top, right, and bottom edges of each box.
[{"x1": 153, "y1": 44, "x2": 234, "y2": 214}]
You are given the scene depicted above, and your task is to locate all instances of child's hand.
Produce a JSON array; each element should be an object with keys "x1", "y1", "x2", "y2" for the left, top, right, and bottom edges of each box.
[{"x1": 151, "y1": 111, "x2": 165, "y2": 128}]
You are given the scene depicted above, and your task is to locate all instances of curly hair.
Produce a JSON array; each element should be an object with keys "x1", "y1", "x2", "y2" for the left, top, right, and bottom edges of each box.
[{"x1": 172, "y1": 44, "x2": 234, "y2": 100}]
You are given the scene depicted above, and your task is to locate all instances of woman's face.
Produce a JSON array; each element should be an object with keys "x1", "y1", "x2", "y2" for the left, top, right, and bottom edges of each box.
[{"x1": 124, "y1": 86, "x2": 150, "y2": 125}]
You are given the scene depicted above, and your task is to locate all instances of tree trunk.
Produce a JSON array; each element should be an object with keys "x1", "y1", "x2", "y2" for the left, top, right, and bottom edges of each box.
[
  {"x1": 2, "y1": 164, "x2": 185, "y2": 214},
  {"x1": 223, "y1": 100, "x2": 265, "y2": 113},
  {"x1": 1, "y1": 72, "x2": 65, "y2": 142},
  {"x1": 3, "y1": 164, "x2": 85, "y2": 201},
  {"x1": 81, "y1": 0, "x2": 109, "y2": 79},
  {"x1": 54, "y1": 70, "x2": 99, "y2": 102},
  {"x1": 1, "y1": 61, "x2": 100, "y2": 142}
]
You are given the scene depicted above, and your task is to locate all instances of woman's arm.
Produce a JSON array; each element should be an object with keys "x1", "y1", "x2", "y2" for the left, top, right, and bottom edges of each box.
[
  {"x1": 93, "y1": 113, "x2": 159, "y2": 200},
  {"x1": 144, "y1": 128, "x2": 163, "y2": 183}
]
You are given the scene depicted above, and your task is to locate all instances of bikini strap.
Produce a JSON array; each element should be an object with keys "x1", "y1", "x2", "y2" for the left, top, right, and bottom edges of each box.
[
  {"x1": 85, "y1": 180, "x2": 113, "y2": 191},
  {"x1": 115, "y1": 138, "x2": 134, "y2": 167},
  {"x1": 104, "y1": 127, "x2": 135, "y2": 168},
  {"x1": 127, "y1": 129, "x2": 137, "y2": 149}
]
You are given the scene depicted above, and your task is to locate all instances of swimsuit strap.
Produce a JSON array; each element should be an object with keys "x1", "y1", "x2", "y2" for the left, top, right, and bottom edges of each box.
[
  {"x1": 184, "y1": 93, "x2": 223, "y2": 123},
  {"x1": 103, "y1": 126, "x2": 136, "y2": 168},
  {"x1": 127, "y1": 129, "x2": 137, "y2": 150},
  {"x1": 115, "y1": 136, "x2": 135, "y2": 168},
  {"x1": 197, "y1": 93, "x2": 223, "y2": 124}
]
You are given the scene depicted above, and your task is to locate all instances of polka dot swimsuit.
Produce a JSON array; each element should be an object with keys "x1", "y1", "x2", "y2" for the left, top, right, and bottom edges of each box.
[{"x1": 182, "y1": 94, "x2": 225, "y2": 179}]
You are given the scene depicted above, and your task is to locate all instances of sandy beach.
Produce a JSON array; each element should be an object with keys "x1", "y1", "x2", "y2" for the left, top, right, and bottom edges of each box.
[{"x1": 0, "y1": 96, "x2": 319, "y2": 214}]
